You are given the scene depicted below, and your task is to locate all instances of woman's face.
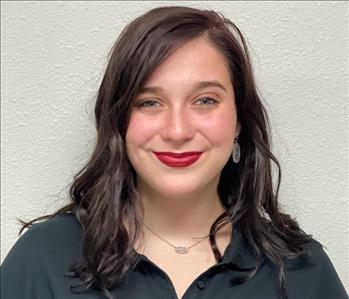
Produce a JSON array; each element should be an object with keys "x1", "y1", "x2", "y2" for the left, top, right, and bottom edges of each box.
[{"x1": 126, "y1": 37, "x2": 240, "y2": 199}]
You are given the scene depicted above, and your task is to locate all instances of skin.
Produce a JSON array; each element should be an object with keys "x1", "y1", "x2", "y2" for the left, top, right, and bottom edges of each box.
[{"x1": 125, "y1": 36, "x2": 240, "y2": 245}]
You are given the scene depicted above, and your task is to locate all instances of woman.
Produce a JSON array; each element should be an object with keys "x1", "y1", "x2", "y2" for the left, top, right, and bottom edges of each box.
[{"x1": 1, "y1": 6, "x2": 347, "y2": 299}]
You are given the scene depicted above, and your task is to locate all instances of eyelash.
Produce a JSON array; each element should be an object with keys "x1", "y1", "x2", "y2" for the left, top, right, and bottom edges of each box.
[{"x1": 136, "y1": 97, "x2": 218, "y2": 108}]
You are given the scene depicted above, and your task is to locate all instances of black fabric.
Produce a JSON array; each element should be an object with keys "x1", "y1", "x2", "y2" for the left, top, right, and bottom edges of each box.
[{"x1": 1, "y1": 214, "x2": 348, "y2": 299}]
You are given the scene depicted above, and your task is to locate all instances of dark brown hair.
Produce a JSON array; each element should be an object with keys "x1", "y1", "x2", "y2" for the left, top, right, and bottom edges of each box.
[{"x1": 19, "y1": 6, "x2": 312, "y2": 299}]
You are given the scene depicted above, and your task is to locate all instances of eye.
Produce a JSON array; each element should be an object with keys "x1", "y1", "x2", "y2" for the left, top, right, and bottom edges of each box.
[
  {"x1": 136, "y1": 99, "x2": 160, "y2": 108},
  {"x1": 195, "y1": 97, "x2": 218, "y2": 106}
]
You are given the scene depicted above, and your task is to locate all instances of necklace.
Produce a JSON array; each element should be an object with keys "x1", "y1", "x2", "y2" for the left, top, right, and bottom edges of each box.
[{"x1": 143, "y1": 222, "x2": 210, "y2": 254}]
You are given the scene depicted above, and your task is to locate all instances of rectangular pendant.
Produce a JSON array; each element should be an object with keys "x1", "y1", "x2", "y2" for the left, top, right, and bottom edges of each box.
[{"x1": 175, "y1": 247, "x2": 189, "y2": 254}]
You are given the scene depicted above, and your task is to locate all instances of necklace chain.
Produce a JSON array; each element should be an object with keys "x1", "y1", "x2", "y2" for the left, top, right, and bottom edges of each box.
[{"x1": 143, "y1": 222, "x2": 210, "y2": 254}]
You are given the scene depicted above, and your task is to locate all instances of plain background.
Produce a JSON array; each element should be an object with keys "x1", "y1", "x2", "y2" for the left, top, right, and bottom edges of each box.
[{"x1": 1, "y1": 1, "x2": 348, "y2": 291}]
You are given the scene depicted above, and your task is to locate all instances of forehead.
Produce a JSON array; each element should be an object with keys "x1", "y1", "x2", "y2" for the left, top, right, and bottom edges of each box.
[{"x1": 142, "y1": 37, "x2": 232, "y2": 91}]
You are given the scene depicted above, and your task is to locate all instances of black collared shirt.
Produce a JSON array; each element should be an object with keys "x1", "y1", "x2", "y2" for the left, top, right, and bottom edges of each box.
[{"x1": 1, "y1": 214, "x2": 348, "y2": 299}]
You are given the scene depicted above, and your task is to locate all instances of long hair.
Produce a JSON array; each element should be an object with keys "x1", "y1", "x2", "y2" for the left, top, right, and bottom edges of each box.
[{"x1": 19, "y1": 6, "x2": 312, "y2": 299}]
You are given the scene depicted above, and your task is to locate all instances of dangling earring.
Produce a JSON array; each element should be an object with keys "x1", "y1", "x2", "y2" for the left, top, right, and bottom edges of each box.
[{"x1": 232, "y1": 137, "x2": 240, "y2": 163}]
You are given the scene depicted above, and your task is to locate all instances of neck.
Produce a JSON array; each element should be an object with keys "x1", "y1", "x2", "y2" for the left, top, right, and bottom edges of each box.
[{"x1": 135, "y1": 180, "x2": 227, "y2": 242}]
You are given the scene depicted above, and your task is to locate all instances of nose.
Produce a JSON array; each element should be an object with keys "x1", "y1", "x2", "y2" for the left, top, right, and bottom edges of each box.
[{"x1": 160, "y1": 106, "x2": 195, "y2": 144}]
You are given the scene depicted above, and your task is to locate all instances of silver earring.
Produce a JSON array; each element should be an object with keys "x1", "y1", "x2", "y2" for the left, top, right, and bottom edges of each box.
[{"x1": 232, "y1": 137, "x2": 240, "y2": 163}]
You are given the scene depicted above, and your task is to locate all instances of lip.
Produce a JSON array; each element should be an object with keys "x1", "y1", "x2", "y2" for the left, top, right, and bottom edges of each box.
[{"x1": 153, "y1": 151, "x2": 203, "y2": 167}]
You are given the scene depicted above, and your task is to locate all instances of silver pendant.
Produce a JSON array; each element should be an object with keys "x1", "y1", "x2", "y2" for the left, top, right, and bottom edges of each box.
[{"x1": 175, "y1": 246, "x2": 189, "y2": 254}]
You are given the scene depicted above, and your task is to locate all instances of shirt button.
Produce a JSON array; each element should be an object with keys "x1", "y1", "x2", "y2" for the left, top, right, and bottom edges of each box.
[{"x1": 197, "y1": 280, "x2": 205, "y2": 289}]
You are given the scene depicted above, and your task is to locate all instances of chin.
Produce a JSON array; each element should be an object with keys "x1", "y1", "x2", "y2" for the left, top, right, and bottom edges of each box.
[{"x1": 155, "y1": 180, "x2": 206, "y2": 198}]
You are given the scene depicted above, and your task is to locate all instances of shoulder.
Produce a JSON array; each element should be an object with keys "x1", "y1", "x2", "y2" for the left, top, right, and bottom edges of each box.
[
  {"x1": 302, "y1": 238, "x2": 328, "y2": 264},
  {"x1": 283, "y1": 237, "x2": 333, "y2": 268},
  {"x1": 28, "y1": 212, "x2": 81, "y2": 234},
  {"x1": 25, "y1": 213, "x2": 82, "y2": 242},
  {"x1": 285, "y1": 238, "x2": 348, "y2": 299},
  {"x1": 1, "y1": 213, "x2": 82, "y2": 267},
  {"x1": 299, "y1": 238, "x2": 341, "y2": 271},
  {"x1": 1, "y1": 213, "x2": 83, "y2": 299},
  {"x1": 15, "y1": 213, "x2": 81, "y2": 251},
  {"x1": 285, "y1": 237, "x2": 336, "y2": 272}
]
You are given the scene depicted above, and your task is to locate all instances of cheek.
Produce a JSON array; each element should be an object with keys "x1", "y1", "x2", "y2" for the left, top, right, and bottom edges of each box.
[
  {"x1": 126, "y1": 113, "x2": 157, "y2": 146},
  {"x1": 196, "y1": 110, "x2": 236, "y2": 145}
]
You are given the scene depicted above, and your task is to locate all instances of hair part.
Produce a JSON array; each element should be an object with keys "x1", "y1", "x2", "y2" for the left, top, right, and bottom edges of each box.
[{"x1": 19, "y1": 6, "x2": 312, "y2": 299}]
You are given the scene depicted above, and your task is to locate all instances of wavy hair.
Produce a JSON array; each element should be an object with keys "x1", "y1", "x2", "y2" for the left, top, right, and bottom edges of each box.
[{"x1": 19, "y1": 6, "x2": 312, "y2": 299}]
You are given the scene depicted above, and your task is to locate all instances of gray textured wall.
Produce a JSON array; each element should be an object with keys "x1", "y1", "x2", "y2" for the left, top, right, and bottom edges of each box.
[{"x1": 1, "y1": 1, "x2": 348, "y2": 290}]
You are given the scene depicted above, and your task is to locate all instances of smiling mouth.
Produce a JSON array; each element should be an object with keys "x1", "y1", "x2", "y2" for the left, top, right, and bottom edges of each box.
[{"x1": 153, "y1": 152, "x2": 203, "y2": 167}]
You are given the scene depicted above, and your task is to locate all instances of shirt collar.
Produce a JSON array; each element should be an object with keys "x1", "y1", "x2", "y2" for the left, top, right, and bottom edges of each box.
[{"x1": 219, "y1": 227, "x2": 263, "y2": 270}]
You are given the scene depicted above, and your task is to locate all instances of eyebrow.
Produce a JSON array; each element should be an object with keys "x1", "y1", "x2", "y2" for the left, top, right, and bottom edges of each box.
[{"x1": 138, "y1": 80, "x2": 228, "y2": 94}]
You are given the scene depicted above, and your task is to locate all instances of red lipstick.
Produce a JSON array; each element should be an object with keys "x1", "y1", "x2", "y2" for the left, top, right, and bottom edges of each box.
[{"x1": 153, "y1": 151, "x2": 203, "y2": 167}]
